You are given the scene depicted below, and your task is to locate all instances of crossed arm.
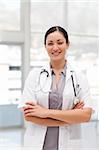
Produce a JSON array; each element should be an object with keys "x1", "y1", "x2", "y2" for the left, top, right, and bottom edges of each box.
[
  {"x1": 23, "y1": 101, "x2": 92, "y2": 127},
  {"x1": 24, "y1": 116, "x2": 67, "y2": 126}
]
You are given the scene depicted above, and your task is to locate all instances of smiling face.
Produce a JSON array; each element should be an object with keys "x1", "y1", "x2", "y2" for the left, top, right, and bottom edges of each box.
[{"x1": 45, "y1": 31, "x2": 69, "y2": 62}]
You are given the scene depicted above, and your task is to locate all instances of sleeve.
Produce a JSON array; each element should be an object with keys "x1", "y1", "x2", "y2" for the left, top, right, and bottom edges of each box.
[
  {"x1": 78, "y1": 73, "x2": 91, "y2": 106},
  {"x1": 77, "y1": 72, "x2": 95, "y2": 120},
  {"x1": 18, "y1": 70, "x2": 36, "y2": 109}
]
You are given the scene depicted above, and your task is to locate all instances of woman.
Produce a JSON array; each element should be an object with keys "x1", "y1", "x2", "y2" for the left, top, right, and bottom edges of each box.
[{"x1": 19, "y1": 26, "x2": 93, "y2": 150}]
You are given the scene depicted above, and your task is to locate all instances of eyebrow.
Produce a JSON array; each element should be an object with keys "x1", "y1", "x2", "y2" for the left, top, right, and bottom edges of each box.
[
  {"x1": 47, "y1": 40, "x2": 53, "y2": 43},
  {"x1": 47, "y1": 39, "x2": 63, "y2": 43},
  {"x1": 57, "y1": 39, "x2": 63, "y2": 42}
]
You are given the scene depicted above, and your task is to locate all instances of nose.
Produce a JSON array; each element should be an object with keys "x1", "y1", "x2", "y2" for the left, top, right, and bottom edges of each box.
[{"x1": 52, "y1": 43, "x2": 59, "y2": 51}]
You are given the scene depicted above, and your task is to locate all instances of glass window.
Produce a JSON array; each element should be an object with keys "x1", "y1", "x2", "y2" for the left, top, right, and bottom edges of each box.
[
  {"x1": 67, "y1": 0, "x2": 99, "y2": 35},
  {"x1": 67, "y1": 0, "x2": 99, "y2": 119},
  {"x1": 68, "y1": 36, "x2": 98, "y2": 60},
  {"x1": 30, "y1": 1, "x2": 65, "y2": 66},
  {"x1": 0, "y1": 45, "x2": 21, "y2": 105},
  {"x1": 0, "y1": 0, "x2": 20, "y2": 31},
  {"x1": 67, "y1": 35, "x2": 99, "y2": 119},
  {"x1": 30, "y1": 32, "x2": 49, "y2": 66},
  {"x1": 31, "y1": 1, "x2": 65, "y2": 32}
]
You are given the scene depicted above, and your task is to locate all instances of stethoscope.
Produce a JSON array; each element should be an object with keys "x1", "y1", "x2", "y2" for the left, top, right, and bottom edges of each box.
[
  {"x1": 40, "y1": 69, "x2": 49, "y2": 77},
  {"x1": 70, "y1": 71, "x2": 81, "y2": 105},
  {"x1": 33, "y1": 69, "x2": 50, "y2": 93},
  {"x1": 33, "y1": 69, "x2": 81, "y2": 102}
]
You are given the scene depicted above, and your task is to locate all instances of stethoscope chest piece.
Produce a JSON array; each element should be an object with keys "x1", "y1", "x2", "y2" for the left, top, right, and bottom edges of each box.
[
  {"x1": 71, "y1": 70, "x2": 81, "y2": 106},
  {"x1": 73, "y1": 97, "x2": 80, "y2": 105}
]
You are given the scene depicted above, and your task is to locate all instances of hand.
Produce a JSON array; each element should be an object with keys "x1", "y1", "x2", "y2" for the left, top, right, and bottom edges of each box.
[
  {"x1": 73, "y1": 101, "x2": 84, "y2": 109},
  {"x1": 20, "y1": 101, "x2": 36, "y2": 111},
  {"x1": 23, "y1": 101, "x2": 50, "y2": 118}
]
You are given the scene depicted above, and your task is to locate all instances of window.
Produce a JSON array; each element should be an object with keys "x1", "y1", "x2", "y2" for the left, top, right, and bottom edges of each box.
[
  {"x1": 31, "y1": 1, "x2": 65, "y2": 32},
  {"x1": 67, "y1": 0, "x2": 99, "y2": 35},
  {"x1": 30, "y1": 1, "x2": 65, "y2": 66},
  {"x1": 0, "y1": 0, "x2": 20, "y2": 31},
  {"x1": 0, "y1": 45, "x2": 21, "y2": 105},
  {"x1": 67, "y1": 0, "x2": 99, "y2": 119},
  {"x1": 30, "y1": 32, "x2": 49, "y2": 66}
]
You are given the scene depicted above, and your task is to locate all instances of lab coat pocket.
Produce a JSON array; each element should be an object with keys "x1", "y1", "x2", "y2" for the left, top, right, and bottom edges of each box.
[
  {"x1": 24, "y1": 129, "x2": 42, "y2": 148},
  {"x1": 24, "y1": 125, "x2": 47, "y2": 149},
  {"x1": 69, "y1": 124, "x2": 82, "y2": 139},
  {"x1": 67, "y1": 125, "x2": 82, "y2": 150},
  {"x1": 67, "y1": 139, "x2": 83, "y2": 150},
  {"x1": 59, "y1": 126, "x2": 69, "y2": 145}
]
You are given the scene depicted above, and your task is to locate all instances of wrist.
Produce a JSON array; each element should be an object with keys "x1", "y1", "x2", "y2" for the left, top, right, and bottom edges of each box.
[
  {"x1": 47, "y1": 109, "x2": 55, "y2": 118},
  {"x1": 46, "y1": 108, "x2": 51, "y2": 118}
]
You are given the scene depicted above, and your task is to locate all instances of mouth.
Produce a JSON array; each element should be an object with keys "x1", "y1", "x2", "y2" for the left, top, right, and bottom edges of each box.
[{"x1": 51, "y1": 51, "x2": 61, "y2": 56}]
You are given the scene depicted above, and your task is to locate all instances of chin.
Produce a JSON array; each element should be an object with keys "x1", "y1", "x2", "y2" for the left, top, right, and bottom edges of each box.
[{"x1": 51, "y1": 57, "x2": 63, "y2": 61}]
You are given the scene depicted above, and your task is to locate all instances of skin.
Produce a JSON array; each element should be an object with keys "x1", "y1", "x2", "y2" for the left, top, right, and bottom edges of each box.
[
  {"x1": 45, "y1": 31, "x2": 69, "y2": 73},
  {"x1": 23, "y1": 31, "x2": 92, "y2": 126},
  {"x1": 23, "y1": 101, "x2": 85, "y2": 126}
]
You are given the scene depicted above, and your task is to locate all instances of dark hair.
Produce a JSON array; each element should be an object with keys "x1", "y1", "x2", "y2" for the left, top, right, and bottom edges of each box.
[{"x1": 44, "y1": 26, "x2": 69, "y2": 45}]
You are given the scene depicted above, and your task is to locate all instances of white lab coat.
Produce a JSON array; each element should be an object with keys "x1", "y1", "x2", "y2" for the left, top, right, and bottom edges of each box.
[{"x1": 19, "y1": 62, "x2": 93, "y2": 150}]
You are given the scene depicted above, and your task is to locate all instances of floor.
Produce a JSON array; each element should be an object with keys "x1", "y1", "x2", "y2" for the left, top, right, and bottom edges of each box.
[{"x1": 0, "y1": 121, "x2": 99, "y2": 150}]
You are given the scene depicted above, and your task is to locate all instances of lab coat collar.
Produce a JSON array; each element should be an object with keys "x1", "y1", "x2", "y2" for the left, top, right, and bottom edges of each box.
[
  {"x1": 39, "y1": 61, "x2": 52, "y2": 92},
  {"x1": 66, "y1": 62, "x2": 74, "y2": 82},
  {"x1": 42, "y1": 61, "x2": 52, "y2": 78},
  {"x1": 40, "y1": 60, "x2": 74, "y2": 83}
]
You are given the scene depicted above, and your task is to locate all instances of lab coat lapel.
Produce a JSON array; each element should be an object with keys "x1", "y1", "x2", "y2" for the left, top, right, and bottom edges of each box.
[
  {"x1": 62, "y1": 63, "x2": 73, "y2": 109},
  {"x1": 37, "y1": 62, "x2": 52, "y2": 108},
  {"x1": 40, "y1": 62, "x2": 52, "y2": 92},
  {"x1": 66, "y1": 63, "x2": 72, "y2": 82}
]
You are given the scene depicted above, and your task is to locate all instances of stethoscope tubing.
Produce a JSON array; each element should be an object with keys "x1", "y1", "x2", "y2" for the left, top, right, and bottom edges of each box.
[
  {"x1": 71, "y1": 74, "x2": 77, "y2": 97},
  {"x1": 33, "y1": 69, "x2": 80, "y2": 96}
]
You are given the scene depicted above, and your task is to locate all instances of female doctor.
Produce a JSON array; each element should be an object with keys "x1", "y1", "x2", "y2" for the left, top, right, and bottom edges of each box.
[{"x1": 19, "y1": 26, "x2": 93, "y2": 150}]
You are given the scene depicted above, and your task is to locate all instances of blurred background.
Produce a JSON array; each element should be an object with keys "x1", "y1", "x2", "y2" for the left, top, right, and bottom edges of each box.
[{"x1": 0, "y1": 0, "x2": 99, "y2": 149}]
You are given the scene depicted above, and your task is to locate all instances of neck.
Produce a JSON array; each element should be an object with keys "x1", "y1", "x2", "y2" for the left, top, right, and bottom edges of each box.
[{"x1": 50, "y1": 59, "x2": 66, "y2": 70}]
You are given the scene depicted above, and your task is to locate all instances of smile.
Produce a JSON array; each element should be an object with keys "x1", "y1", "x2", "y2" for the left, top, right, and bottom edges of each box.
[{"x1": 51, "y1": 51, "x2": 61, "y2": 56}]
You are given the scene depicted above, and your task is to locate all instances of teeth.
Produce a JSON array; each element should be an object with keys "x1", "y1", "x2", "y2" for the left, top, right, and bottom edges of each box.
[
  {"x1": 52, "y1": 53, "x2": 59, "y2": 56},
  {"x1": 52, "y1": 52, "x2": 61, "y2": 56}
]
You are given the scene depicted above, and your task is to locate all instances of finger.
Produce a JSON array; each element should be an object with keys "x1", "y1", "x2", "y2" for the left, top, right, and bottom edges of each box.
[
  {"x1": 25, "y1": 112, "x2": 35, "y2": 117},
  {"x1": 79, "y1": 104, "x2": 85, "y2": 108},
  {"x1": 77, "y1": 102, "x2": 85, "y2": 107},
  {"x1": 24, "y1": 105, "x2": 35, "y2": 110},
  {"x1": 25, "y1": 101, "x2": 36, "y2": 106},
  {"x1": 73, "y1": 102, "x2": 84, "y2": 109},
  {"x1": 76, "y1": 101, "x2": 84, "y2": 107},
  {"x1": 79, "y1": 101, "x2": 84, "y2": 105},
  {"x1": 76, "y1": 104, "x2": 84, "y2": 109},
  {"x1": 80, "y1": 100, "x2": 84, "y2": 103},
  {"x1": 24, "y1": 109, "x2": 34, "y2": 114}
]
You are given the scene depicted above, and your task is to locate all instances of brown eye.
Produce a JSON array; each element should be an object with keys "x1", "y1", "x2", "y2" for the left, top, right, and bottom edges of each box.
[
  {"x1": 48, "y1": 43, "x2": 53, "y2": 46},
  {"x1": 58, "y1": 42, "x2": 63, "y2": 45}
]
